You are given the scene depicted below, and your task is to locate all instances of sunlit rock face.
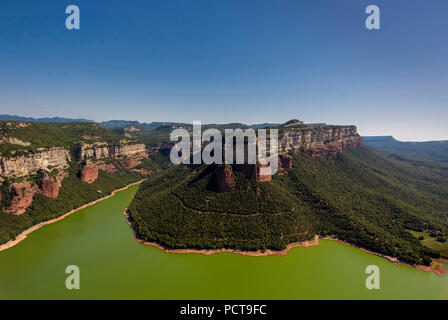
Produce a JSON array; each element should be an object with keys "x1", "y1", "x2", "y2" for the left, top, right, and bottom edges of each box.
[
  {"x1": 276, "y1": 123, "x2": 364, "y2": 157},
  {"x1": 4, "y1": 181, "x2": 38, "y2": 215},
  {"x1": 0, "y1": 147, "x2": 71, "y2": 179},
  {"x1": 80, "y1": 163, "x2": 99, "y2": 184},
  {"x1": 76, "y1": 142, "x2": 146, "y2": 161}
]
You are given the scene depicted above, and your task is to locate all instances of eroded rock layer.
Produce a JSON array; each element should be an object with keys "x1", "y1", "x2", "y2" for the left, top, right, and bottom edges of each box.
[
  {"x1": 80, "y1": 163, "x2": 99, "y2": 184},
  {"x1": 76, "y1": 142, "x2": 146, "y2": 161},
  {"x1": 0, "y1": 147, "x2": 70, "y2": 179}
]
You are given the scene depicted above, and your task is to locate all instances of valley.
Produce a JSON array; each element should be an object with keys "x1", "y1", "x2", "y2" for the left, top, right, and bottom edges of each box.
[{"x1": 1, "y1": 118, "x2": 447, "y2": 273}]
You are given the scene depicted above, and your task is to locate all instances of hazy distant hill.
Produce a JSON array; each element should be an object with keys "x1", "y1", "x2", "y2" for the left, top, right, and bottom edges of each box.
[
  {"x1": 364, "y1": 136, "x2": 448, "y2": 163},
  {"x1": 0, "y1": 114, "x2": 325, "y2": 131},
  {"x1": 99, "y1": 120, "x2": 176, "y2": 128},
  {"x1": 0, "y1": 114, "x2": 93, "y2": 123}
]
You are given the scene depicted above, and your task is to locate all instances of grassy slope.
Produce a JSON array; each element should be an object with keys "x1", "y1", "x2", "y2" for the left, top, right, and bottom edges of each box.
[
  {"x1": 409, "y1": 230, "x2": 448, "y2": 259},
  {"x1": 128, "y1": 147, "x2": 448, "y2": 265}
]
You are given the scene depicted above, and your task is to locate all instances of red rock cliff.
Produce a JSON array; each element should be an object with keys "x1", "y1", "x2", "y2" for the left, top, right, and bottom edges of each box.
[
  {"x1": 80, "y1": 164, "x2": 99, "y2": 184},
  {"x1": 214, "y1": 165, "x2": 235, "y2": 192},
  {"x1": 40, "y1": 177, "x2": 61, "y2": 199},
  {"x1": 4, "y1": 181, "x2": 38, "y2": 215}
]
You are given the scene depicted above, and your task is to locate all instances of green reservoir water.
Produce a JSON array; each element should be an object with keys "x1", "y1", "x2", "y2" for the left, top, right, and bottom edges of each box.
[{"x1": 0, "y1": 184, "x2": 447, "y2": 299}]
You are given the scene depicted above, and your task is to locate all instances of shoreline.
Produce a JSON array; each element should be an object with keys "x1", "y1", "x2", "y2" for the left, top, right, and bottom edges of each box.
[
  {"x1": 322, "y1": 236, "x2": 446, "y2": 276},
  {"x1": 0, "y1": 179, "x2": 144, "y2": 253},
  {"x1": 122, "y1": 210, "x2": 319, "y2": 256},
  {"x1": 124, "y1": 209, "x2": 445, "y2": 275}
]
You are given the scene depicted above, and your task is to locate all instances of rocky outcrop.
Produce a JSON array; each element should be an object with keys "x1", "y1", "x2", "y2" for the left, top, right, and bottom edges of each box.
[
  {"x1": 40, "y1": 177, "x2": 60, "y2": 199},
  {"x1": 98, "y1": 163, "x2": 117, "y2": 173},
  {"x1": 0, "y1": 147, "x2": 70, "y2": 179},
  {"x1": 120, "y1": 158, "x2": 141, "y2": 169},
  {"x1": 2, "y1": 171, "x2": 67, "y2": 214},
  {"x1": 342, "y1": 135, "x2": 364, "y2": 149},
  {"x1": 4, "y1": 181, "x2": 38, "y2": 215},
  {"x1": 131, "y1": 168, "x2": 154, "y2": 175},
  {"x1": 305, "y1": 135, "x2": 364, "y2": 157},
  {"x1": 214, "y1": 165, "x2": 235, "y2": 192},
  {"x1": 306, "y1": 142, "x2": 342, "y2": 157},
  {"x1": 80, "y1": 164, "x2": 98, "y2": 184},
  {"x1": 0, "y1": 137, "x2": 31, "y2": 146},
  {"x1": 257, "y1": 164, "x2": 272, "y2": 182},
  {"x1": 76, "y1": 142, "x2": 146, "y2": 161}
]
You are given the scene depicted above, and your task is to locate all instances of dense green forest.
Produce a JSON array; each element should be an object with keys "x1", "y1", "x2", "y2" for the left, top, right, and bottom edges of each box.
[
  {"x1": 128, "y1": 147, "x2": 448, "y2": 265},
  {"x1": 0, "y1": 121, "x2": 129, "y2": 156}
]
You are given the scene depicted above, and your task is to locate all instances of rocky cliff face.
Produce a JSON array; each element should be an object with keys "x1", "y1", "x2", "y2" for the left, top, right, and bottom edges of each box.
[
  {"x1": 212, "y1": 124, "x2": 363, "y2": 192},
  {"x1": 80, "y1": 163, "x2": 99, "y2": 184},
  {"x1": 4, "y1": 173, "x2": 66, "y2": 215},
  {"x1": 76, "y1": 142, "x2": 146, "y2": 161},
  {"x1": 4, "y1": 181, "x2": 38, "y2": 215},
  {"x1": 40, "y1": 177, "x2": 61, "y2": 199},
  {"x1": 278, "y1": 125, "x2": 363, "y2": 155},
  {"x1": 0, "y1": 147, "x2": 71, "y2": 214},
  {"x1": 0, "y1": 147, "x2": 71, "y2": 180},
  {"x1": 214, "y1": 165, "x2": 235, "y2": 192},
  {"x1": 0, "y1": 141, "x2": 147, "y2": 214}
]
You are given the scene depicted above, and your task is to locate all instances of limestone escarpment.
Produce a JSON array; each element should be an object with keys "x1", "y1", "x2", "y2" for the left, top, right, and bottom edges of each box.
[
  {"x1": 0, "y1": 120, "x2": 153, "y2": 215},
  {"x1": 0, "y1": 147, "x2": 71, "y2": 179},
  {"x1": 211, "y1": 124, "x2": 363, "y2": 191},
  {"x1": 76, "y1": 142, "x2": 146, "y2": 161},
  {"x1": 0, "y1": 141, "x2": 148, "y2": 213},
  {"x1": 273, "y1": 123, "x2": 364, "y2": 159},
  {"x1": 278, "y1": 125, "x2": 364, "y2": 157},
  {"x1": 0, "y1": 147, "x2": 70, "y2": 214}
]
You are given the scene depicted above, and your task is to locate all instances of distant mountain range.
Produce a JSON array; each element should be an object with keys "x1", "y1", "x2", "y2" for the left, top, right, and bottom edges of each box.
[
  {"x1": 364, "y1": 136, "x2": 448, "y2": 163},
  {"x1": 0, "y1": 114, "x2": 279, "y2": 129},
  {"x1": 0, "y1": 114, "x2": 93, "y2": 123}
]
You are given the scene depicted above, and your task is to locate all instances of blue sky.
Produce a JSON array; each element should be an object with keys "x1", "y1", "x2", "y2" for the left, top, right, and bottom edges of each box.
[{"x1": 0, "y1": 0, "x2": 447, "y2": 141}]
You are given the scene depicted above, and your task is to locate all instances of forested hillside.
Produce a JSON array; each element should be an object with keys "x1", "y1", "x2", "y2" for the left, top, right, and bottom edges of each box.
[{"x1": 127, "y1": 147, "x2": 448, "y2": 265}]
